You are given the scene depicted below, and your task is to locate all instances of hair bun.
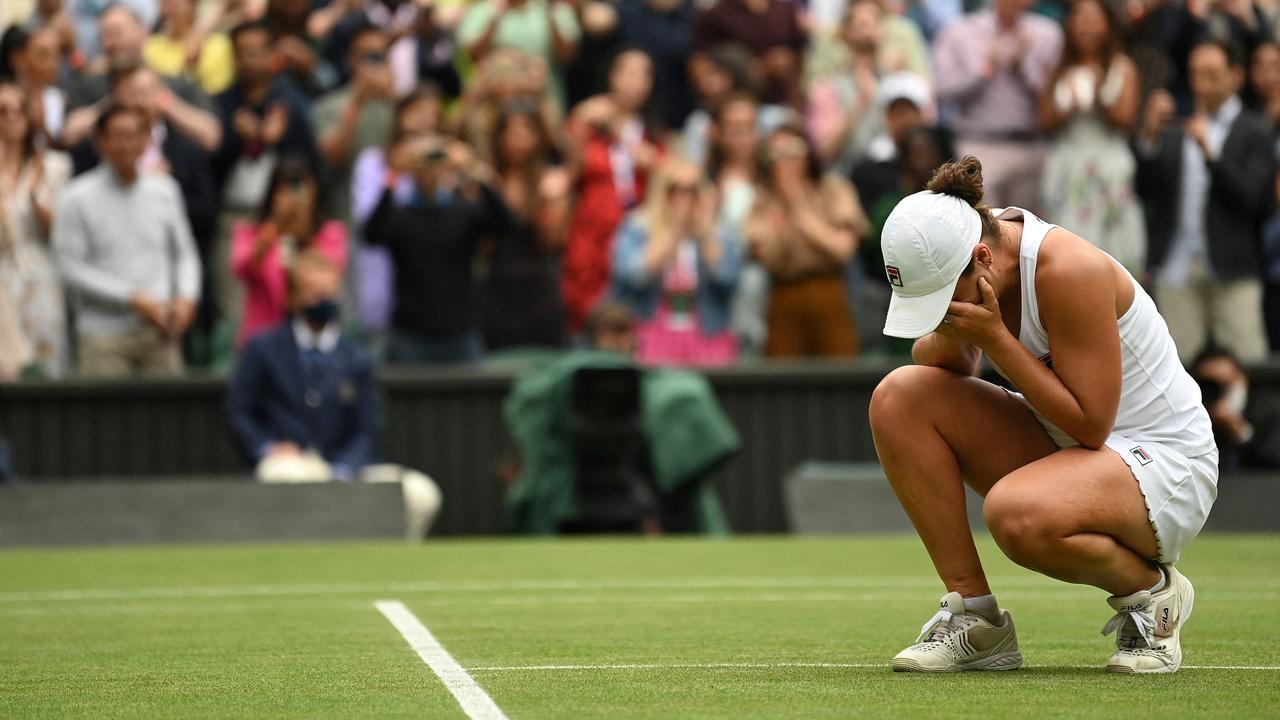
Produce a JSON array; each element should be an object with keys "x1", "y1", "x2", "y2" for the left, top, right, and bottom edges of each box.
[{"x1": 926, "y1": 155, "x2": 985, "y2": 207}]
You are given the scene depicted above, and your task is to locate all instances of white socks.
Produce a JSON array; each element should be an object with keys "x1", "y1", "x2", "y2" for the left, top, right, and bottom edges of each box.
[
  {"x1": 964, "y1": 594, "x2": 1002, "y2": 625},
  {"x1": 1147, "y1": 566, "x2": 1168, "y2": 594}
]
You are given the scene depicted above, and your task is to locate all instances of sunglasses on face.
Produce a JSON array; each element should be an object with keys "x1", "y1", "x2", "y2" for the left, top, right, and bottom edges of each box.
[{"x1": 668, "y1": 182, "x2": 698, "y2": 196}]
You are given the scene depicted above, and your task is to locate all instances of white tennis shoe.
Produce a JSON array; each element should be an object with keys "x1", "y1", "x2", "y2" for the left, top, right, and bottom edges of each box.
[
  {"x1": 891, "y1": 591, "x2": 1023, "y2": 672},
  {"x1": 1102, "y1": 565, "x2": 1194, "y2": 674}
]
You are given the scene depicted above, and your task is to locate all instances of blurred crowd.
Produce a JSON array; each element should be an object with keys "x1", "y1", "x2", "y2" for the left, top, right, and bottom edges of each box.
[{"x1": 4, "y1": 0, "x2": 1280, "y2": 382}]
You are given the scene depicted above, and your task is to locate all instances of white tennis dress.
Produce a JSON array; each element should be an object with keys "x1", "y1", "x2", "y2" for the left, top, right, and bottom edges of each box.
[{"x1": 990, "y1": 207, "x2": 1218, "y2": 565}]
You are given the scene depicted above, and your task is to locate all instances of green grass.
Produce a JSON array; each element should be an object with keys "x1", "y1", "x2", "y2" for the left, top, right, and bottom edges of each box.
[{"x1": 2, "y1": 535, "x2": 1278, "y2": 719}]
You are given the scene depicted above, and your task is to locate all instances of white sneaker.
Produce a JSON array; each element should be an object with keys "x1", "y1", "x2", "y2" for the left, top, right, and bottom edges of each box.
[
  {"x1": 891, "y1": 591, "x2": 1023, "y2": 672},
  {"x1": 1102, "y1": 565, "x2": 1195, "y2": 674}
]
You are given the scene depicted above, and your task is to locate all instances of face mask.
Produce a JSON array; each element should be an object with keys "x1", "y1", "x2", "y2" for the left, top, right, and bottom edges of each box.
[
  {"x1": 1225, "y1": 382, "x2": 1248, "y2": 416},
  {"x1": 300, "y1": 298, "x2": 339, "y2": 326}
]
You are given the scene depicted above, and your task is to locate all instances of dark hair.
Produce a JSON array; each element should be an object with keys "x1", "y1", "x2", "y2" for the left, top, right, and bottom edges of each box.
[
  {"x1": 345, "y1": 21, "x2": 385, "y2": 58},
  {"x1": 491, "y1": 98, "x2": 552, "y2": 177},
  {"x1": 758, "y1": 123, "x2": 823, "y2": 184},
  {"x1": 604, "y1": 45, "x2": 663, "y2": 140},
  {"x1": 1192, "y1": 37, "x2": 1245, "y2": 69},
  {"x1": 927, "y1": 155, "x2": 1003, "y2": 273},
  {"x1": 0, "y1": 25, "x2": 30, "y2": 78},
  {"x1": 1056, "y1": 0, "x2": 1123, "y2": 74},
  {"x1": 229, "y1": 19, "x2": 272, "y2": 46},
  {"x1": 0, "y1": 79, "x2": 37, "y2": 163},
  {"x1": 258, "y1": 153, "x2": 325, "y2": 230},
  {"x1": 94, "y1": 102, "x2": 147, "y2": 135},
  {"x1": 707, "y1": 90, "x2": 759, "y2": 180},
  {"x1": 389, "y1": 82, "x2": 444, "y2": 145},
  {"x1": 1191, "y1": 343, "x2": 1242, "y2": 371},
  {"x1": 704, "y1": 43, "x2": 756, "y2": 96}
]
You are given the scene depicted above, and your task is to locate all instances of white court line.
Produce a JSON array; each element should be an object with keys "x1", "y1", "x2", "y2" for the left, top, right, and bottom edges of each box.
[
  {"x1": 0, "y1": 576, "x2": 1057, "y2": 604},
  {"x1": 375, "y1": 600, "x2": 509, "y2": 720},
  {"x1": 6, "y1": 575, "x2": 1280, "y2": 605},
  {"x1": 467, "y1": 661, "x2": 1280, "y2": 672}
]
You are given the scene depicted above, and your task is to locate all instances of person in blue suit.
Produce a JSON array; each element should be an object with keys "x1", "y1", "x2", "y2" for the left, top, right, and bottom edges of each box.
[{"x1": 227, "y1": 250, "x2": 375, "y2": 482}]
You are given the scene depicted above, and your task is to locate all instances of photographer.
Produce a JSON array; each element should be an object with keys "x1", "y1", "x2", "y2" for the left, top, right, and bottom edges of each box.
[
  {"x1": 1191, "y1": 345, "x2": 1280, "y2": 471},
  {"x1": 313, "y1": 23, "x2": 397, "y2": 223},
  {"x1": 365, "y1": 134, "x2": 513, "y2": 363}
]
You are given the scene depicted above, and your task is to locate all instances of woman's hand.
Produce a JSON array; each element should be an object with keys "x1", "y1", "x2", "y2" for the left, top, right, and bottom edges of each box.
[{"x1": 939, "y1": 277, "x2": 1012, "y2": 352}]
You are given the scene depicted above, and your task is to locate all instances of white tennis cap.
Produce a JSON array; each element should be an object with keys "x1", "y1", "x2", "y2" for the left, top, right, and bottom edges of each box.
[{"x1": 881, "y1": 191, "x2": 982, "y2": 339}]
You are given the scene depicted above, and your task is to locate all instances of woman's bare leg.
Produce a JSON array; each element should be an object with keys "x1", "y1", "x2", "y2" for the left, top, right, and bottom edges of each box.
[
  {"x1": 982, "y1": 448, "x2": 1162, "y2": 596},
  {"x1": 869, "y1": 366, "x2": 1060, "y2": 597}
]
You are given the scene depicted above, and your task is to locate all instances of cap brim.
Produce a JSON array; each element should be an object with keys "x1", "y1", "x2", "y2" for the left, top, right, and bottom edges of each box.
[{"x1": 882, "y1": 274, "x2": 961, "y2": 339}]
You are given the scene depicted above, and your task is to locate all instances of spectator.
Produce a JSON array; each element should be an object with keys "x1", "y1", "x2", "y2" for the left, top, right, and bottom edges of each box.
[
  {"x1": 144, "y1": 0, "x2": 235, "y2": 96},
  {"x1": 806, "y1": 0, "x2": 898, "y2": 174},
  {"x1": 933, "y1": 0, "x2": 1062, "y2": 211},
  {"x1": 612, "y1": 157, "x2": 741, "y2": 367},
  {"x1": 396, "y1": 0, "x2": 463, "y2": 98},
  {"x1": 346, "y1": 84, "x2": 445, "y2": 341},
  {"x1": 457, "y1": 0, "x2": 581, "y2": 108},
  {"x1": 232, "y1": 155, "x2": 348, "y2": 348},
  {"x1": 562, "y1": 47, "x2": 662, "y2": 332},
  {"x1": 680, "y1": 43, "x2": 792, "y2": 167},
  {"x1": 454, "y1": 49, "x2": 561, "y2": 163},
  {"x1": 616, "y1": 0, "x2": 696, "y2": 129},
  {"x1": 1135, "y1": 39, "x2": 1274, "y2": 363},
  {"x1": 312, "y1": 22, "x2": 396, "y2": 225},
  {"x1": 745, "y1": 124, "x2": 867, "y2": 358},
  {"x1": 21, "y1": 0, "x2": 77, "y2": 65},
  {"x1": 61, "y1": 4, "x2": 222, "y2": 152},
  {"x1": 353, "y1": 85, "x2": 446, "y2": 231},
  {"x1": 855, "y1": 125, "x2": 953, "y2": 355},
  {"x1": 65, "y1": 0, "x2": 157, "y2": 65},
  {"x1": 692, "y1": 0, "x2": 806, "y2": 108},
  {"x1": 0, "y1": 26, "x2": 66, "y2": 147},
  {"x1": 53, "y1": 104, "x2": 202, "y2": 377},
  {"x1": 262, "y1": 0, "x2": 333, "y2": 97},
  {"x1": 1191, "y1": 345, "x2": 1280, "y2": 470},
  {"x1": 1249, "y1": 40, "x2": 1280, "y2": 137},
  {"x1": 563, "y1": 0, "x2": 623, "y2": 110},
  {"x1": 705, "y1": 91, "x2": 767, "y2": 358},
  {"x1": 849, "y1": 71, "x2": 933, "y2": 216},
  {"x1": 214, "y1": 21, "x2": 319, "y2": 211},
  {"x1": 0, "y1": 79, "x2": 72, "y2": 378},
  {"x1": 482, "y1": 100, "x2": 570, "y2": 351},
  {"x1": 584, "y1": 300, "x2": 639, "y2": 355},
  {"x1": 807, "y1": 0, "x2": 933, "y2": 89},
  {"x1": 1038, "y1": 0, "x2": 1146, "y2": 274},
  {"x1": 70, "y1": 62, "x2": 219, "y2": 354},
  {"x1": 365, "y1": 134, "x2": 512, "y2": 363}
]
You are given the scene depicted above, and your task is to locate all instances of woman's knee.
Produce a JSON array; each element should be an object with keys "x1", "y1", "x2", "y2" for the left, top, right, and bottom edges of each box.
[
  {"x1": 983, "y1": 482, "x2": 1062, "y2": 566},
  {"x1": 868, "y1": 365, "x2": 953, "y2": 434}
]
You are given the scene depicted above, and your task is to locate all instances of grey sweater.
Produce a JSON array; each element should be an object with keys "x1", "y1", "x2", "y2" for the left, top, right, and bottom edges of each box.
[{"x1": 53, "y1": 165, "x2": 202, "y2": 338}]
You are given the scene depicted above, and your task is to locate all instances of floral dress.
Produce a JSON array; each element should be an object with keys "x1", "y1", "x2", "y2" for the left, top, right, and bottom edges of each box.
[{"x1": 0, "y1": 152, "x2": 71, "y2": 377}]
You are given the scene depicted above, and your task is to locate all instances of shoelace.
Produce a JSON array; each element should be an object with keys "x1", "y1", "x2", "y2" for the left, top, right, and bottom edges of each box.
[
  {"x1": 915, "y1": 609, "x2": 978, "y2": 644},
  {"x1": 1100, "y1": 606, "x2": 1157, "y2": 649}
]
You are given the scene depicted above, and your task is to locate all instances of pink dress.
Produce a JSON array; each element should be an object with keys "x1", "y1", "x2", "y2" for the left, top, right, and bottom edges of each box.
[
  {"x1": 231, "y1": 220, "x2": 349, "y2": 348},
  {"x1": 634, "y1": 242, "x2": 738, "y2": 368}
]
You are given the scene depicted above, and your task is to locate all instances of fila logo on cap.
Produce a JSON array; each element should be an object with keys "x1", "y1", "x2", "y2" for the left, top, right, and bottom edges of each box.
[
  {"x1": 885, "y1": 265, "x2": 904, "y2": 287},
  {"x1": 1130, "y1": 446, "x2": 1153, "y2": 466}
]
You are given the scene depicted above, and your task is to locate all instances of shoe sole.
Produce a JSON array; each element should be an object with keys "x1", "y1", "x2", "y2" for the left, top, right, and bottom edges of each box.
[
  {"x1": 892, "y1": 651, "x2": 1024, "y2": 673},
  {"x1": 1106, "y1": 569, "x2": 1193, "y2": 675}
]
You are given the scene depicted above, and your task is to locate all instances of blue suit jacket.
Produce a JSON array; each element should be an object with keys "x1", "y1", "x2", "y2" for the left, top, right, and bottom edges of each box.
[{"x1": 226, "y1": 322, "x2": 377, "y2": 477}]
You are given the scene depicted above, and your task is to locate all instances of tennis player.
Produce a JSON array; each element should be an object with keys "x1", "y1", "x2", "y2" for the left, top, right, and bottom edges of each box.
[{"x1": 870, "y1": 156, "x2": 1217, "y2": 674}]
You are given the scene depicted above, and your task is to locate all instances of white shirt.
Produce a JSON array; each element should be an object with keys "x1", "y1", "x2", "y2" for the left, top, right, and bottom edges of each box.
[
  {"x1": 1158, "y1": 95, "x2": 1242, "y2": 288},
  {"x1": 292, "y1": 318, "x2": 341, "y2": 354}
]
